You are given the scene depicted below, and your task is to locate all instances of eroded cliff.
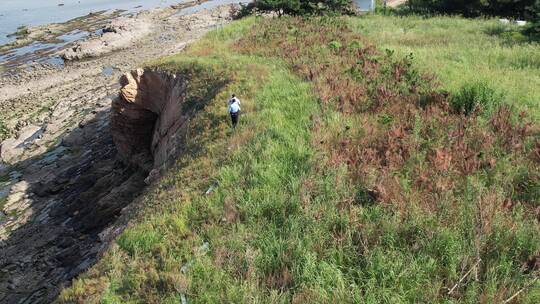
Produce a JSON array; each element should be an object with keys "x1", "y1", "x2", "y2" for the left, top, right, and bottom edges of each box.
[
  {"x1": 0, "y1": 65, "x2": 226, "y2": 303},
  {"x1": 112, "y1": 69, "x2": 193, "y2": 173}
]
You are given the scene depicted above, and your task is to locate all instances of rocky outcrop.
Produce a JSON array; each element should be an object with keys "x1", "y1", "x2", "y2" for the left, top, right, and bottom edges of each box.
[
  {"x1": 62, "y1": 17, "x2": 152, "y2": 60},
  {"x1": 112, "y1": 69, "x2": 192, "y2": 173},
  {"x1": 60, "y1": 3, "x2": 238, "y2": 61}
]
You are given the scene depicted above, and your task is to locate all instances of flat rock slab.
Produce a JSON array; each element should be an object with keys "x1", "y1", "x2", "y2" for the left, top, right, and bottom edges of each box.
[{"x1": 0, "y1": 125, "x2": 42, "y2": 164}]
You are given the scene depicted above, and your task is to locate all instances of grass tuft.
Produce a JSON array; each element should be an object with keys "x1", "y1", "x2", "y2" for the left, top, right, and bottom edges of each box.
[{"x1": 450, "y1": 81, "x2": 503, "y2": 115}]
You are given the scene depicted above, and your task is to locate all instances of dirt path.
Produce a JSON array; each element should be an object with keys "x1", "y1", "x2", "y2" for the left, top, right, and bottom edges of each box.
[{"x1": 0, "y1": 4, "x2": 236, "y2": 303}]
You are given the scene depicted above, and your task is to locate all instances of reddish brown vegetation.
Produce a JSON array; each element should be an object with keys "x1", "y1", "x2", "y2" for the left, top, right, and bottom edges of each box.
[{"x1": 238, "y1": 17, "x2": 540, "y2": 212}]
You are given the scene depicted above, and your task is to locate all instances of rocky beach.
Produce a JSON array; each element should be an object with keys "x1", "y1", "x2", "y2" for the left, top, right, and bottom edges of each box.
[{"x1": 0, "y1": 2, "x2": 239, "y2": 303}]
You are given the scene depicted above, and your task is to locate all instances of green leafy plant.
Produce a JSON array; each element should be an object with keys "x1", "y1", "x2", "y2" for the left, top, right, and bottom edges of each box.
[
  {"x1": 328, "y1": 40, "x2": 342, "y2": 50},
  {"x1": 450, "y1": 81, "x2": 503, "y2": 115}
]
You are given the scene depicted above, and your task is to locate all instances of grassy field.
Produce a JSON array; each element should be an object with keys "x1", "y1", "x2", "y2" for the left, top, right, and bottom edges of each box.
[
  {"x1": 60, "y1": 14, "x2": 539, "y2": 304},
  {"x1": 349, "y1": 14, "x2": 540, "y2": 121}
]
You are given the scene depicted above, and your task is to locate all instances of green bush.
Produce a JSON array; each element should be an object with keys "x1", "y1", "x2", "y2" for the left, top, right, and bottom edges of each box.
[
  {"x1": 7, "y1": 26, "x2": 29, "y2": 39},
  {"x1": 450, "y1": 82, "x2": 503, "y2": 115},
  {"x1": 525, "y1": 21, "x2": 540, "y2": 40},
  {"x1": 500, "y1": 30, "x2": 530, "y2": 43},
  {"x1": 524, "y1": 1, "x2": 540, "y2": 40},
  {"x1": 407, "y1": 0, "x2": 539, "y2": 19},
  {"x1": 328, "y1": 40, "x2": 343, "y2": 50},
  {"x1": 245, "y1": 0, "x2": 353, "y2": 16}
]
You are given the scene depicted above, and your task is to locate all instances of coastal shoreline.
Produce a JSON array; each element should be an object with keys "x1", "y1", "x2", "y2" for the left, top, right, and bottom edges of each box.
[
  {"x1": 0, "y1": 0, "x2": 242, "y2": 71},
  {"x1": 0, "y1": 3, "x2": 238, "y2": 303}
]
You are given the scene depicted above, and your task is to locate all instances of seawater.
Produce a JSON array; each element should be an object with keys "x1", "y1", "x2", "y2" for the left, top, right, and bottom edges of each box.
[{"x1": 0, "y1": 0, "x2": 198, "y2": 45}]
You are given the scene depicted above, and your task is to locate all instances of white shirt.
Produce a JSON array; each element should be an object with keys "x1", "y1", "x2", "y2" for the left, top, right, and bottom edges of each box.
[{"x1": 228, "y1": 97, "x2": 241, "y2": 113}]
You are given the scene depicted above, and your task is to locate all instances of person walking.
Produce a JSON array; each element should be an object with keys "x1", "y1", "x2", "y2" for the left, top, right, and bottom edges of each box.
[{"x1": 228, "y1": 94, "x2": 241, "y2": 129}]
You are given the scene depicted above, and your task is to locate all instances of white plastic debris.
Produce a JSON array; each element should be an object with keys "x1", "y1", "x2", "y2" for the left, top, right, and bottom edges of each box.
[
  {"x1": 205, "y1": 185, "x2": 215, "y2": 195},
  {"x1": 181, "y1": 262, "x2": 191, "y2": 274},
  {"x1": 499, "y1": 18, "x2": 510, "y2": 24},
  {"x1": 199, "y1": 241, "x2": 210, "y2": 253},
  {"x1": 516, "y1": 20, "x2": 527, "y2": 26}
]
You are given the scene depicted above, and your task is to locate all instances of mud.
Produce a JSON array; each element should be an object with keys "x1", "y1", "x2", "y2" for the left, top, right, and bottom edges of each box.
[{"x1": 0, "y1": 4, "x2": 237, "y2": 303}]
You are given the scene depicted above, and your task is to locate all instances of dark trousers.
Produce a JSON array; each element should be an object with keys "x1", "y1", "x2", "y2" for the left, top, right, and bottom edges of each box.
[{"x1": 230, "y1": 111, "x2": 239, "y2": 128}]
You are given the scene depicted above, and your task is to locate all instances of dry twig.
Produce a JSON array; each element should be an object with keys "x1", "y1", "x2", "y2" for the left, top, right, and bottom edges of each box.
[
  {"x1": 448, "y1": 259, "x2": 481, "y2": 295},
  {"x1": 504, "y1": 278, "x2": 539, "y2": 304}
]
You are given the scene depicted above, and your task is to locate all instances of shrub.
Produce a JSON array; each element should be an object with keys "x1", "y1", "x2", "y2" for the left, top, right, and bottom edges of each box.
[
  {"x1": 524, "y1": 1, "x2": 540, "y2": 40},
  {"x1": 407, "y1": 0, "x2": 539, "y2": 19},
  {"x1": 245, "y1": 0, "x2": 353, "y2": 16},
  {"x1": 500, "y1": 30, "x2": 530, "y2": 43},
  {"x1": 524, "y1": 21, "x2": 540, "y2": 40},
  {"x1": 450, "y1": 82, "x2": 503, "y2": 115}
]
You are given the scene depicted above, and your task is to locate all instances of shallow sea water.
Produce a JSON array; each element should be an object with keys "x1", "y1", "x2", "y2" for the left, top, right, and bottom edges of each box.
[{"x1": 0, "y1": 0, "x2": 195, "y2": 45}]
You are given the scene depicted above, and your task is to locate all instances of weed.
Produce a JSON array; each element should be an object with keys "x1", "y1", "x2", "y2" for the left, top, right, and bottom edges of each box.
[
  {"x1": 512, "y1": 169, "x2": 540, "y2": 207},
  {"x1": 450, "y1": 81, "x2": 503, "y2": 115},
  {"x1": 0, "y1": 173, "x2": 10, "y2": 184},
  {"x1": 117, "y1": 225, "x2": 163, "y2": 257}
]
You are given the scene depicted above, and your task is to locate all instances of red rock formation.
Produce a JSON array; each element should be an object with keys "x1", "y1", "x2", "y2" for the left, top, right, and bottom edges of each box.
[{"x1": 111, "y1": 69, "x2": 191, "y2": 172}]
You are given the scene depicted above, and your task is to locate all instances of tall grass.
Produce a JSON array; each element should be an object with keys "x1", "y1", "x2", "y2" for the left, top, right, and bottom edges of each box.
[
  {"x1": 60, "y1": 15, "x2": 540, "y2": 304},
  {"x1": 349, "y1": 15, "x2": 540, "y2": 121}
]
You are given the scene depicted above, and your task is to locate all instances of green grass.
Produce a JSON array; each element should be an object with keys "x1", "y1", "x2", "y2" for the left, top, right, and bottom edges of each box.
[
  {"x1": 60, "y1": 17, "x2": 326, "y2": 303},
  {"x1": 60, "y1": 15, "x2": 540, "y2": 304},
  {"x1": 349, "y1": 15, "x2": 540, "y2": 121}
]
